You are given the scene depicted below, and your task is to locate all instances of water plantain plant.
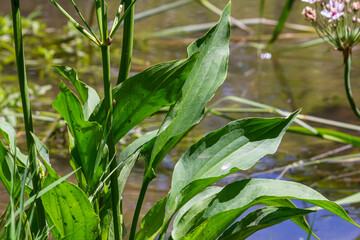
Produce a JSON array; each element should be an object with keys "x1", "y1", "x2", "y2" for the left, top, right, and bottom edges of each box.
[{"x1": 1, "y1": 1, "x2": 359, "y2": 239}]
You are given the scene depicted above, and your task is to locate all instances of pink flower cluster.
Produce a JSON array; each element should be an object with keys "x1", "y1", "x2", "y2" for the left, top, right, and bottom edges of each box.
[
  {"x1": 302, "y1": 0, "x2": 360, "y2": 21},
  {"x1": 301, "y1": 0, "x2": 360, "y2": 51}
]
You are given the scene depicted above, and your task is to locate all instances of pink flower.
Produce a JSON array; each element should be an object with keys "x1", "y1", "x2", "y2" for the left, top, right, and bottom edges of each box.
[{"x1": 321, "y1": 0, "x2": 345, "y2": 22}]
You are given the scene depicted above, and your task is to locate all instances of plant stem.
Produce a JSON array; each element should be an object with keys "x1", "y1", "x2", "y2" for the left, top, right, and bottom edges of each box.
[
  {"x1": 343, "y1": 48, "x2": 360, "y2": 119},
  {"x1": 129, "y1": 178, "x2": 150, "y2": 240},
  {"x1": 98, "y1": 1, "x2": 121, "y2": 238},
  {"x1": 10, "y1": 0, "x2": 45, "y2": 230},
  {"x1": 117, "y1": 0, "x2": 135, "y2": 85},
  {"x1": 101, "y1": 44, "x2": 122, "y2": 240}
]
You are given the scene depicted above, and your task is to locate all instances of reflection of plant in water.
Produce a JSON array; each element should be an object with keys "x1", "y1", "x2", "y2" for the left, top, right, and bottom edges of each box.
[{"x1": 302, "y1": 0, "x2": 360, "y2": 118}]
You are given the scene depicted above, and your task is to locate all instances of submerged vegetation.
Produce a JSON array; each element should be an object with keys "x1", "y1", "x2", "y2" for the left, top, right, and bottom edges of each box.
[{"x1": 0, "y1": 0, "x2": 360, "y2": 239}]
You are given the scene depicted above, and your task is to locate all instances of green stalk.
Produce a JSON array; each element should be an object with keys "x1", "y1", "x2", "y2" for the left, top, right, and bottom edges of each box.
[
  {"x1": 10, "y1": 0, "x2": 45, "y2": 230},
  {"x1": 98, "y1": 1, "x2": 121, "y2": 238},
  {"x1": 129, "y1": 178, "x2": 150, "y2": 240},
  {"x1": 343, "y1": 48, "x2": 360, "y2": 119},
  {"x1": 117, "y1": 0, "x2": 135, "y2": 85}
]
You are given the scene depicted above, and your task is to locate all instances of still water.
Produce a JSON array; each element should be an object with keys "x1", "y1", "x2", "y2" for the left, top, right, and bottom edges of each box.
[{"x1": 0, "y1": 0, "x2": 360, "y2": 239}]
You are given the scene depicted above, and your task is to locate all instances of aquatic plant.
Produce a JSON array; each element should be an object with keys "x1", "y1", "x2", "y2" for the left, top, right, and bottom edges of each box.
[
  {"x1": 302, "y1": 0, "x2": 360, "y2": 118},
  {"x1": 1, "y1": 1, "x2": 359, "y2": 240}
]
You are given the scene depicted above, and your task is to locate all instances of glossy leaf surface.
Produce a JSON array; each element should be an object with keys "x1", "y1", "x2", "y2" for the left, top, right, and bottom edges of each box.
[
  {"x1": 218, "y1": 206, "x2": 314, "y2": 240},
  {"x1": 181, "y1": 179, "x2": 359, "y2": 240},
  {"x1": 90, "y1": 54, "x2": 198, "y2": 143},
  {"x1": 171, "y1": 187, "x2": 222, "y2": 240},
  {"x1": 166, "y1": 112, "x2": 299, "y2": 222},
  {"x1": 135, "y1": 196, "x2": 169, "y2": 240},
  {"x1": 144, "y1": 3, "x2": 231, "y2": 180}
]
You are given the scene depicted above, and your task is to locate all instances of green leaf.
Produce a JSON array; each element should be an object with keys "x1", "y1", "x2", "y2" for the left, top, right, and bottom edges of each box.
[
  {"x1": 259, "y1": 199, "x2": 318, "y2": 239},
  {"x1": 0, "y1": 119, "x2": 28, "y2": 168},
  {"x1": 53, "y1": 66, "x2": 100, "y2": 120},
  {"x1": 164, "y1": 112, "x2": 299, "y2": 230},
  {"x1": 171, "y1": 187, "x2": 222, "y2": 240},
  {"x1": 31, "y1": 132, "x2": 50, "y2": 165},
  {"x1": 135, "y1": 196, "x2": 169, "y2": 240},
  {"x1": 181, "y1": 179, "x2": 359, "y2": 240},
  {"x1": 0, "y1": 119, "x2": 16, "y2": 153},
  {"x1": 289, "y1": 126, "x2": 360, "y2": 147},
  {"x1": 267, "y1": 0, "x2": 295, "y2": 46},
  {"x1": 53, "y1": 82, "x2": 106, "y2": 191},
  {"x1": 0, "y1": 141, "x2": 20, "y2": 195},
  {"x1": 218, "y1": 206, "x2": 314, "y2": 240},
  {"x1": 90, "y1": 53, "x2": 199, "y2": 144},
  {"x1": 5, "y1": 168, "x2": 78, "y2": 227},
  {"x1": 41, "y1": 162, "x2": 99, "y2": 240},
  {"x1": 145, "y1": 2, "x2": 231, "y2": 180}
]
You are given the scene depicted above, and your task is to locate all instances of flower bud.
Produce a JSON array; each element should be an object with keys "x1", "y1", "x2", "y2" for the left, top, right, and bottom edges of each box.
[
  {"x1": 302, "y1": 6, "x2": 317, "y2": 21},
  {"x1": 352, "y1": 1, "x2": 360, "y2": 11}
]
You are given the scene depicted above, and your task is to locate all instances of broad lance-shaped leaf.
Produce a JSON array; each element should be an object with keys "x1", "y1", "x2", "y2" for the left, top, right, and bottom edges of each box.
[
  {"x1": 259, "y1": 198, "x2": 318, "y2": 239},
  {"x1": 53, "y1": 82, "x2": 106, "y2": 191},
  {"x1": 218, "y1": 206, "x2": 314, "y2": 240},
  {"x1": 138, "y1": 111, "x2": 299, "y2": 239},
  {"x1": 53, "y1": 65, "x2": 100, "y2": 120},
  {"x1": 164, "y1": 112, "x2": 299, "y2": 225},
  {"x1": 144, "y1": 2, "x2": 231, "y2": 180},
  {"x1": 172, "y1": 194, "x2": 317, "y2": 240},
  {"x1": 89, "y1": 53, "x2": 199, "y2": 143},
  {"x1": 180, "y1": 179, "x2": 360, "y2": 240},
  {"x1": 136, "y1": 187, "x2": 221, "y2": 240},
  {"x1": 41, "y1": 161, "x2": 99, "y2": 240},
  {"x1": 135, "y1": 196, "x2": 169, "y2": 240},
  {"x1": 170, "y1": 187, "x2": 222, "y2": 240}
]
